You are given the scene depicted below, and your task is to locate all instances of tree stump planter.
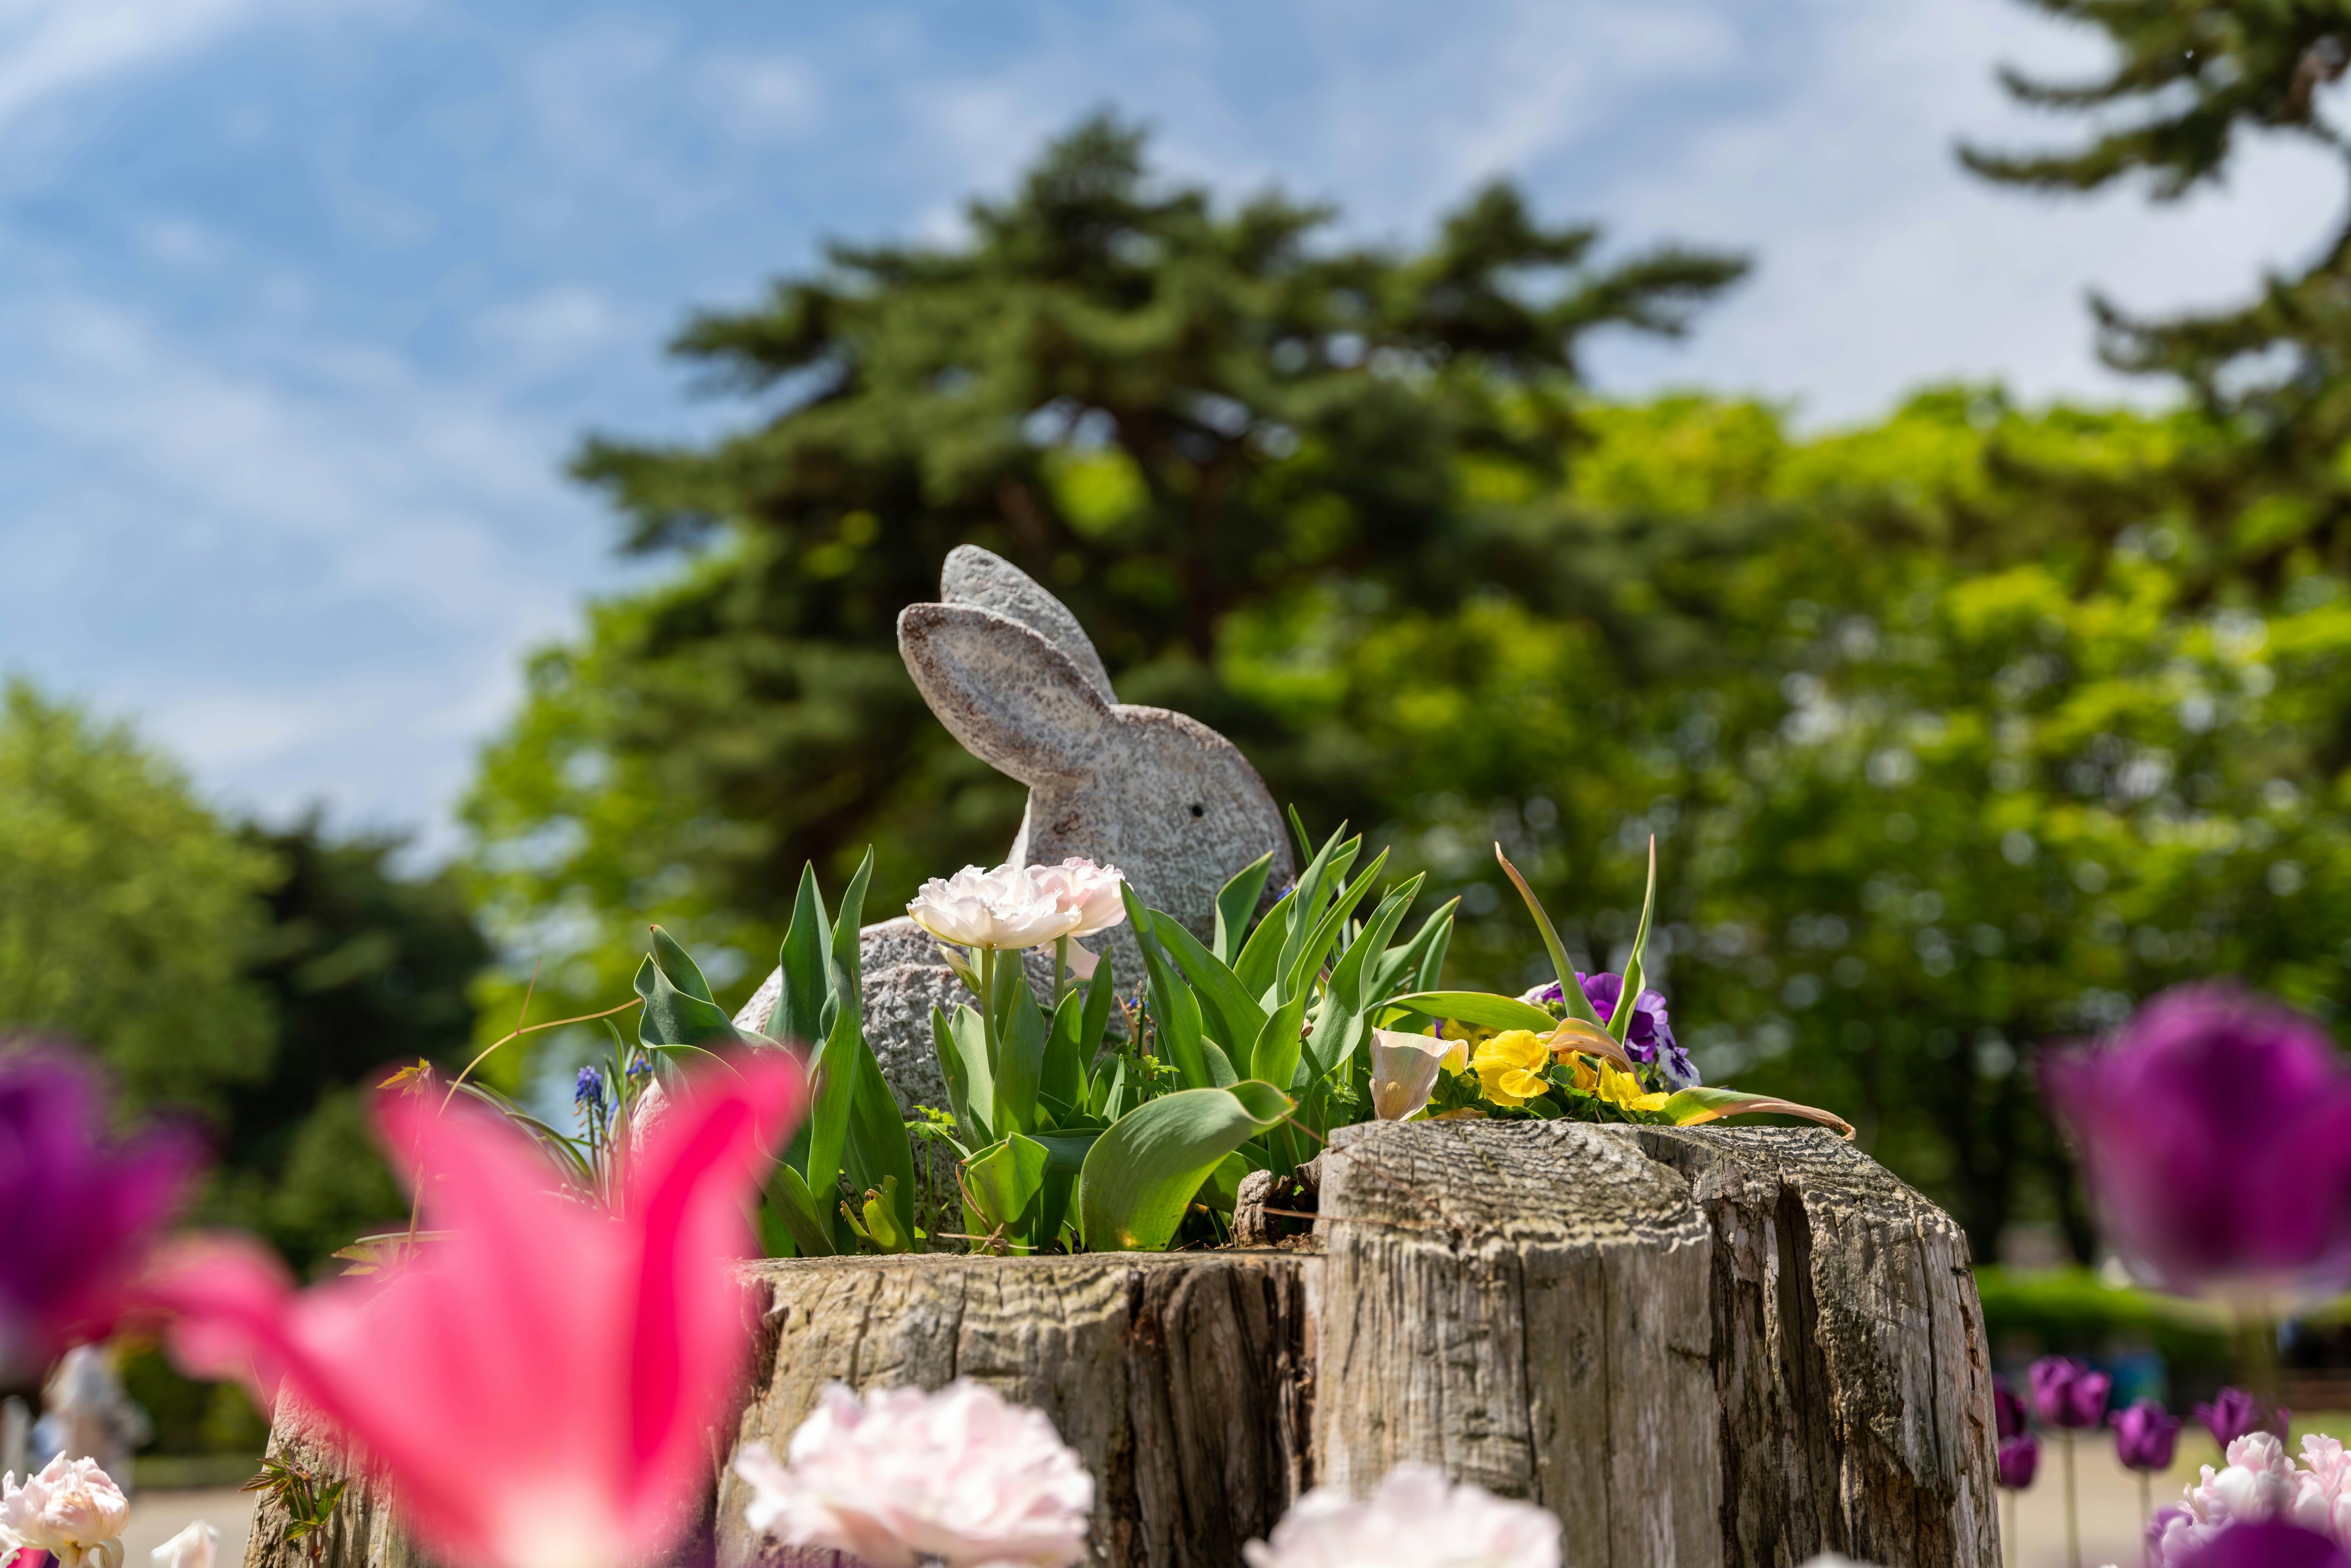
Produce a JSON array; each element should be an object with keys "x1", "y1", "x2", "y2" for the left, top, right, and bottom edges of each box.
[{"x1": 244, "y1": 1123, "x2": 1998, "y2": 1568}]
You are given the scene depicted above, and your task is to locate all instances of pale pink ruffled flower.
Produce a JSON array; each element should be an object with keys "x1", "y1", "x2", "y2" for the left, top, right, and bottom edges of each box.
[
  {"x1": 0, "y1": 1454, "x2": 129, "y2": 1568},
  {"x1": 907, "y1": 866, "x2": 1086, "y2": 951},
  {"x1": 733, "y1": 1380, "x2": 1093, "y2": 1568},
  {"x1": 2151, "y1": 1431, "x2": 2351, "y2": 1564},
  {"x1": 149, "y1": 1520, "x2": 217, "y2": 1568},
  {"x1": 1026, "y1": 858, "x2": 1128, "y2": 940},
  {"x1": 1242, "y1": 1464, "x2": 1560, "y2": 1568},
  {"x1": 2297, "y1": 1435, "x2": 2351, "y2": 1545}
]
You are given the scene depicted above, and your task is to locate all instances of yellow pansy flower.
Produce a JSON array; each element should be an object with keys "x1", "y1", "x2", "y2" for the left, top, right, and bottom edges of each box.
[
  {"x1": 1595, "y1": 1059, "x2": 1671, "y2": 1114},
  {"x1": 1472, "y1": 1029, "x2": 1552, "y2": 1107}
]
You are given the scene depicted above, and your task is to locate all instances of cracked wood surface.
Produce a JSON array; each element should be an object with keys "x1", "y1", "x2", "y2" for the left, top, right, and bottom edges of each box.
[{"x1": 244, "y1": 1125, "x2": 1995, "y2": 1568}]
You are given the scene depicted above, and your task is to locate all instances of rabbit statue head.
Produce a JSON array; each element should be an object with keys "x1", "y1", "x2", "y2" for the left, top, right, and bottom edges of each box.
[{"x1": 900, "y1": 546, "x2": 1294, "y2": 964}]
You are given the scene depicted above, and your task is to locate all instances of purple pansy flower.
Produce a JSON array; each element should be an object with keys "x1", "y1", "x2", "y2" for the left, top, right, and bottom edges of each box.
[
  {"x1": 2041, "y1": 985, "x2": 2351, "y2": 1300},
  {"x1": 0, "y1": 1045, "x2": 206, "y2": 1382},
  {"x1": 1997, "y1": 1434, "x2": 2039, "y2": 1490},
  {"x1": 2030, "y1": 1356, "x2": 2111, "y2": 1430},
  {"x1": 2195, "y1": 1387, "x2": 2290, "y2": 1447},
  {"x1": 1529, "y1": 973, "x2": 1700, "y2": 1089},
  {"x1": 2112, "y1": 1400, "x2": 2183, "y2": 1472}
]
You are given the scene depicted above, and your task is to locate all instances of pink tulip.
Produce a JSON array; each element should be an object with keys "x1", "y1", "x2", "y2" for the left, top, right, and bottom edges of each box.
[{"x1": 143, "y1": 1054, "x2": 805, "y2": 1568}]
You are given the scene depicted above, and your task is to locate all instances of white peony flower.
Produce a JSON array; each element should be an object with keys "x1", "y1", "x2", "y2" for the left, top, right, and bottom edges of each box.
[
  {"x1": 1025, "y1": 858, "x2": 1128, "y2": 940},
  {"x1": 907, "y1": 865, "x2": 1086, "y2": 952},
  {"x1": 1243, "y1": 1464, "x2": 1560, "y2": 1568},
  {"x1": 0, "y1": 1455, "x2": 130, "y2": 1568},
  {"x1": 734, "y1": 1379, "x2": 1093, "y2": 1568},
  {"x1": 151, "y1": 1520, "x2": 217, "y2": 1568}
]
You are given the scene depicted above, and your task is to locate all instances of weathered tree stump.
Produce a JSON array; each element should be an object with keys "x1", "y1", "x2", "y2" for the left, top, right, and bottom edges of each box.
[{"x1": 242, "y1": 1123, "x2": 1996, "y2": 1568}]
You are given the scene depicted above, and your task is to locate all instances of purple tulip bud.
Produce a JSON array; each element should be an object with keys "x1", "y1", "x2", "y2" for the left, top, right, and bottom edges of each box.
[
  {"x1": 2175, "y1": 1522, "x2": 2351, "y2": 1568},
  {"x1": 2194, "y1": 1387, "x2": 2290, "y2": 1447},
  {"x1": 2030, "y1": 1355, "x2": 2111, "y2": 1430},
  {"x1": 2111, "y1": 1400, "x2": 2182, "y2": 1472},
  {"x1": 1997, "y1": 1434, "x2": 2040, "y2": 1490},
  {"x1": 1995, "y1": 1376, "x2": 2028, "y2": 1441},
  {"x1": 0, "y1": 1045, "x2": 205, "y2": 1382},
  {"x1": 2041, "y1": 986, "x2": 2351, "y2": 1299}
]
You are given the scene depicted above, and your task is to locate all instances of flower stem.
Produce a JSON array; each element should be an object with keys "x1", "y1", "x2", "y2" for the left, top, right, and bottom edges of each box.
[
  {"x1": 2139, "y1": 1471, "x2": 2151, "y2": 1564},
  {"x1": 2064, "y1": 1428, "x2": 2080, "y2": 1568},
  {"x1": 978, "y1": 945, "x2": 1001, "y2": 1085},
  {"x1": 2235, "y1": 1304, "x2": 2281, "y2": 1405},
  {"x1": 1054, "y1": 934, "x2": 1069, "y2": 1007}
]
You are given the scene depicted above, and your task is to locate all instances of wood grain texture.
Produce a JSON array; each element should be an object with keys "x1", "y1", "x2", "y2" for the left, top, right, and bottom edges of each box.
[
  {"x1": 242, "y1": 1125, "x2": 1997, "y2": 1568},
  {"x1": 717, "y1": 1252, "x2": 1311, "y2": 1568},
  {"x1": 1630, "y1": 1126, "x2": 1998, "y2": 1568},
  {"x1": 1307, "y1": 1120, "x2": 1722, "y2": 1568}
]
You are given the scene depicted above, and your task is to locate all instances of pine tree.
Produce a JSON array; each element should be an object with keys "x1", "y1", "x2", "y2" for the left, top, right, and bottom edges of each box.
[{"x1": 464, "y1": 115, "x2": 1746, "y2": 1030}]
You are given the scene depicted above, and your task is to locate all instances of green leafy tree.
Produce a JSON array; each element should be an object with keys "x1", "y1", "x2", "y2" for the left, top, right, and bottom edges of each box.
[
  {"x1": 207, "y1": 817, "x2": 490, "y2": 1272},
  {"x1": 463, "y1": 114, "x2": 1745, "y2": 1046},
  {"x1": 0, "y1": 679, "x2": 277, "y2": 1109},
  {"x1": 1963, "y1": 0, "x2": 2351, "y2": 585}
]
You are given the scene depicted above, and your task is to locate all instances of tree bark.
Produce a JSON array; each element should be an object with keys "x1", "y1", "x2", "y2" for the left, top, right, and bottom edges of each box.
[{"x1": 242, "y1": 1124, "x2": 1996, "y2": 1568}]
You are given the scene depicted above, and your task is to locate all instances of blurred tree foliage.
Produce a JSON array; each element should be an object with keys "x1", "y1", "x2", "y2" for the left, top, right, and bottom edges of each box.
[
  {"x1": 0, "y1": 682, "x2": 487, "y2": 1278},
  {"x1": 0, "y1": 680, "x2": 278, "y2": 1109},
  {"x1": 204, "y1": 817, "x2": 489, "y2": 1275},
  {"x1": 465, "y1": 102, "x2": 2351, "y2": 1261},
  {"x1": 462, "y1": 114, "x2": 1748, "y2": 1059}
]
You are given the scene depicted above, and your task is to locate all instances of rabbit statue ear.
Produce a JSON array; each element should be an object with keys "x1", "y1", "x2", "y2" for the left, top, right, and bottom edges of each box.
[
  {"x1": 940, "y1": 546, "x2": 1116, "y2": 705},
  {"x1": 898, "y1": 602, "x2": 1111, "y2": 784}
]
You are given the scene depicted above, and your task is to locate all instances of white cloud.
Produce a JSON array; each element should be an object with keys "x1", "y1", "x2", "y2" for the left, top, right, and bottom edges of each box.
[
  {"x1": 1570, "y1": 0, "x2": 2344, "y2": 420},
  {"x1": 703, "y1": 53, "x2": 823, "y2": 139},
  {"x1": 0, "y1": 0, "x2": 268, "y2": 133},
  {"x1": 0, "y1": 293, "x2": 613, "y2": 850}
]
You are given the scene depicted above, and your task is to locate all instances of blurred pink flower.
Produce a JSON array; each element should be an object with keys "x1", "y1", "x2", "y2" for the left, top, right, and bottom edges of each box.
[
  {"x1": 2175, "y1": 1522, "x2": 2351, "y2": 1568},
  {"x1": 733, "y1": 1379, "x2": 1092, "y2": 1568},
  {"x1": 1242, "y1": 1464, "x2": 1560, "y2": 1568},
  {"x1": 1995, "y1": 1376, "x2": 2028, "y2": 1441},
  {"x1": 0, "y1": 1454, "x2": 129, "y2": 1568},
  {"x1": 2041, "y1": 986, "x2": 2351, "y2": 1300},
  {"x1": 2117, "y1": 1401, "x2": 2186, "y2": 1472},
  {"x1": 2202, "y1": 1389, "x2": 2293, "y2": 1448},
  {"x1": 0, "y1": 1046, "x2": 204, "y2": 1384},
  {"x1": 2030, "y1": 1356, "x2": 2111, "y2": 1429},
  {"x1": 1997, "y1": 1435, "x2": 2040, "y2": 1490},
  {"x1": 1026, "y1": 858, "x2": 1128, "y2": 940},
  {"x1": 144, "y1": 1054, "x2": 804, "y2": 1568}
]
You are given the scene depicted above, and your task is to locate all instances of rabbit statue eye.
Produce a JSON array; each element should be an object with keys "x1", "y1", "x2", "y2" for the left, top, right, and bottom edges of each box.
[{"x1": 1189, "y1": 803, "x2": 1205, "y2": 818}]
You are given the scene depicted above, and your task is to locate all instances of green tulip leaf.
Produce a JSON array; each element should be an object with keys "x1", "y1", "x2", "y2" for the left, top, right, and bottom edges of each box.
[{"x1": 1079, "y1": 1081, "x2": 1294, "y2": 1252}]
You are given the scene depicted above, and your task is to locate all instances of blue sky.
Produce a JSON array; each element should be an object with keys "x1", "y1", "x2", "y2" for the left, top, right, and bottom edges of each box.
[{"x1": 0, "y1": 0, "x2": 2337, "y2": 858}]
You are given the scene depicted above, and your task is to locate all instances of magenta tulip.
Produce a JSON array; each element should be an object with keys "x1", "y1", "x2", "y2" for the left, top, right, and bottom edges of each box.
[
  {"x1": 2114, "y1": 1400, "x2": 2183, "y2": 1472},
  {"x1": 2041, "y1": 986, "x2": 2351, "y2": 1299},
  {"x1": 0, "y1": 1045, "x2": 204, "y2": 1384},
  {"x1": 1996, "y1": 1376, "x2": 2028, "y2": 1441},
  {"x1": 2197, "y1": 1387, "x2": 2291, "y2": 1447},
  {"x1": 144, "y1": 1052, "x2": 804, "y2": 1568},
  {"x1": 1998, "y1": 1435, "x2": 2041, "y2": 1490},
  {"x1": 2176, "y1": 1522, "x2": 2351, "y2": 1568},
  {"x1": 2031, "y1": 1356, "x2": 2112, "y2": 1430}
]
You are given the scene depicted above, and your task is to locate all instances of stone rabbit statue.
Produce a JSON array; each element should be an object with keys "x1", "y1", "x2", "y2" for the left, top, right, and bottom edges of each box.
[{"x1": 730, "y1": 544, "x2": 1293, "y2": 1117}]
